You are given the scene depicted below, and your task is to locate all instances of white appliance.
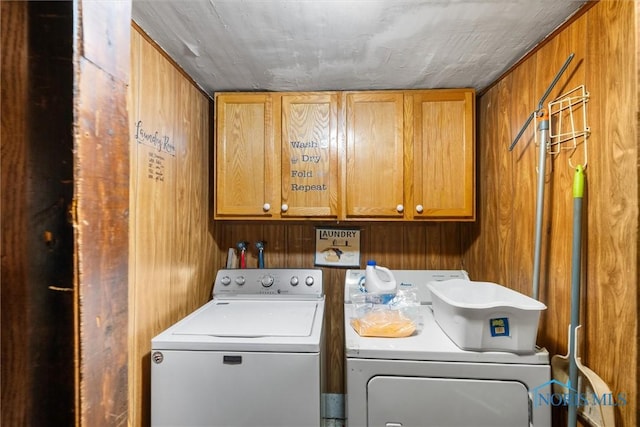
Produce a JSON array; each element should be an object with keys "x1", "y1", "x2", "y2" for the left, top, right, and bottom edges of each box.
[
  {"x1": 344, "y1": 269, "x2": 551, "y2": 427},
  {"x1": 151, "y1": 268, "x2": 325, "y2": 427}
]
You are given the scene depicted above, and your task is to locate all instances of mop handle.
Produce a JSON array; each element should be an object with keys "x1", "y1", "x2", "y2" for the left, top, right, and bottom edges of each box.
[
  {"x1": 573, "y1": 165, "x2": 585, "y2": 198},
  {"x1": 568, "y1": 165, "x2": 585, "y2": 427}
]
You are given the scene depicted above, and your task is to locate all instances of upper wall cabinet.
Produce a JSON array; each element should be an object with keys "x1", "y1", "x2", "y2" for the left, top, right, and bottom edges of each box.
[
  {"x1": 215, "y1": 92, "x2": 339, "y2": 220},
  {"x1": 344, "y1": 92, "x2": 405, "y2": 219},
  {"x1": 281, "y1": 93, "x2": 339, "y2": 219},
  {"x1": 215, "y1": 93, "x2": 279, "y2": 218},
  {"x1": 408, "y1": 89, "x2": 475, "y2": 220},
  {"x1": 214, "y1": 89, "x2": 475, "y2": 221}
]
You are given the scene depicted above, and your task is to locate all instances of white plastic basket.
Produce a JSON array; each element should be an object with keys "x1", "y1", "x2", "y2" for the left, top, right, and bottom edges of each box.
[{"x1": 427, "y1": 279, "x2": 546, "y2": 354}]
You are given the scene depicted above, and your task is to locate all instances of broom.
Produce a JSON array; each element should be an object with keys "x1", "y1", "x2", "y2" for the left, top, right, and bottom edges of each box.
[{"x1": 550, "y1": 165, "x2": 615, "y2": 427}]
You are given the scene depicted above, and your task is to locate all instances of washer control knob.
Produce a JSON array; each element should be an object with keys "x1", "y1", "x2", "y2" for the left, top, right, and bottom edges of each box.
[
  {"x1": 305, "y1": 276, "x2": 314, "y2": 286},
  {"x1": 261, "y1": 275, "x2": 275, "y2": 287},
  {"x1": 235, "y1": 276, "x2": 245, "y2": 286},
  {"x1": 290, "y1": 276, "x2": 299, "y2": 286},
  {"x1": 221, "y1": 276, "x2": 231, "y2": 286}
]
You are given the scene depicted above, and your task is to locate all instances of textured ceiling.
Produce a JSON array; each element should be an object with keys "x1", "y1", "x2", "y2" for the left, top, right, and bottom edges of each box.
[{"x1": 132, "y1": 0, "x2": 589, "y2": 95}]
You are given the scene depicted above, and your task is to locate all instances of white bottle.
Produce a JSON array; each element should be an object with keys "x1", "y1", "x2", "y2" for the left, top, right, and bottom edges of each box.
[{"x1": 364, "y1": 260, "x2": 397, "y2": 295}]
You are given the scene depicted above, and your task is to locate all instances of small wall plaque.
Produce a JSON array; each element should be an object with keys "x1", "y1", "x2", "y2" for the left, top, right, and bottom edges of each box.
[{"x1": 314, "y1": 227, "x2": 360, "y2": 268}]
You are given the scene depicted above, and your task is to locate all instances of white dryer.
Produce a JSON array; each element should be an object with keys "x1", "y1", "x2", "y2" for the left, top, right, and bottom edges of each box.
[
  {"x1": 344, "y1": 269, "x2": 551, "y2": 427},
  {"x1": 152, "y1": 268, "x2": 325, "y2": 427}
]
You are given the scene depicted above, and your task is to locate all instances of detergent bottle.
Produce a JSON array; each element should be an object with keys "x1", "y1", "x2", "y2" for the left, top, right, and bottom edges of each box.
[{"x1": 364, "y1": 260, "x2": 397, "y2": 295}]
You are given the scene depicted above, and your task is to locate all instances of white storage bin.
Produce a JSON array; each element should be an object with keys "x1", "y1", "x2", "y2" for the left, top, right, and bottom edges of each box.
[{"x1": 427, "y1": 279, "x2": 546, "y2": 354}]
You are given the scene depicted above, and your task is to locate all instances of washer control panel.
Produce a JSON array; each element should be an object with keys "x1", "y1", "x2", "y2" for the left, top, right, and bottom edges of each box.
[{"x1": 213, "y1": 268, "x2": 323, "y2": 299}]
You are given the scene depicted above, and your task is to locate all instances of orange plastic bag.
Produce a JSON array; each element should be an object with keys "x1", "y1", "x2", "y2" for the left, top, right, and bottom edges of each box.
[{"x1": 350, "y1": 309, "x2": 416, "y2": 338}]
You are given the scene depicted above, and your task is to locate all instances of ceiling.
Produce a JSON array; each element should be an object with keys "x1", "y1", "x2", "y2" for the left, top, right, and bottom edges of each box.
[{"x1": 132, "y1": 0, "x2": 589, "y2": 96}]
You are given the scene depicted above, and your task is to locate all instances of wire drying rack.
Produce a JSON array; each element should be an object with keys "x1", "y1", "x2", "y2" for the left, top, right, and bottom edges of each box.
[{"x1": 537, "y1": 84, "x2": 591, "y2": 168}]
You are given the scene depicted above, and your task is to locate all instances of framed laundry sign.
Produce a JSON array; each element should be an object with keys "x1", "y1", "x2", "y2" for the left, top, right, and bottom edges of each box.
[{"x1": 314, "y1": 227, "x2": 360, "y2": 267}]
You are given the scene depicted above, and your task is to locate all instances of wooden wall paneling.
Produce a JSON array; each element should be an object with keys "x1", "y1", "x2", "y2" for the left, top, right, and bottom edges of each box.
[
  {"x1": 583, "y1": 3, "x2": 637, "y2": 426},
  {"x1": 465, "y1": 80, "x2": 502, "y2": 282},
  {"x1": 130, "y1": 29, "x2": 178, "y2": 427},
  {"x1": 365, "y1": 224, "x2": 403, "y2": 267},
  {"x1": 128, "y1": 28, "x2": 218, "y2": 427},
  {"x1": 128, "y1": 27, "x2": 142, "y2": 427},
  {"x1": 508, "y1": 58, "x2": 539, "y2": 310},
  {"x1": 1, "y1": 3, "x2": 30, "y2": 424},
  {"x1": 460, "y1": 89, "x2": 486, "y2": 276},
  {"x1": 76, "y1": 58, "x2": 131, "y2": 427},
  {"x1": 403, "y1": 223, "x2": 428, "y2": 269},
  {"x1": 195, "y1": 91, "x2": 217, "y2": 305},
  {"x1": 494, "y1": 72, "x2": 518, "y2": 291},
  {"x1": 424, "y1": 223, "x2": 443, "y2": 268},
  {"x1": 261, "y1": 223, "x2": 288, "y2": 268},
  {"x1": 213, "y1": 221, "x2": 236, "y2": 267},
  {"x1": 488, "y1": 80, "x2": 507, "y2": 284},
  {"x1": 473, "y1": 2, "x2": 637, "y2": 425},
  {"x1": 175, "y1": 78, "x2": 192, "y2": 304},
  {"x1": 175, "y1": 76, "x2": 216, "y2": 312},
  {"x1": 2, "y1": 3, "x2": 76, "y2": 425},
  {"x1": 75, "y1": 1, "x2": 131, "y2": 425},
  {"x1": 422, "y1": 222, "x2": 465, "y2": 270},
  {"x1": 438, "y1": 223, "x2": 464, "y2": 270}
]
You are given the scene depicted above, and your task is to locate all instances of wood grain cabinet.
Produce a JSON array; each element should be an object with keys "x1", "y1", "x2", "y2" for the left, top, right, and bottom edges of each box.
[
  {"x1": 215, "y1": 92, "x2": 339, "y2": 219},
  {"x1": 214, "y1": 89, "x2": 475, "y2": 221},
  {"x1": 215, "y1": 93, "x2": 279, "y2": 218},
  {"x1": 281, "y1": 93, "x2": 339, "y2": 218},
  {"x1": 407, "y1": 89, "x2": 475, "y2": 220},
  {"x1": 343, "y1": 89, "x2": 475, "y2": 221},
  {"x1": 344, "y1": 91, "x2": 406, "y2": 219}
]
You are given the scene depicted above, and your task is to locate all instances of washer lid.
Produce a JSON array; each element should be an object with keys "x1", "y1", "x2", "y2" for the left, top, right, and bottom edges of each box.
[
  {"x1": 152, "y1": 299, "x2": 325, "y2": 352},
  {"x1": 173, "y1": 300, "x2": 318, "y2": 337}
]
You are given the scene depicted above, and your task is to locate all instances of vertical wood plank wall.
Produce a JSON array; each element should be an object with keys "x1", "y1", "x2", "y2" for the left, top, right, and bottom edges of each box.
[
  {"x1": 1, "y1": 2, "x2": 76, "y2": 425},
  {"x1": 74, "y1": 1, "x2": 133, "y2": 425},
  {"x1": 465, "y1": 1, "x2": 638, "y2": 426},
  {"x1": 128, "y1": 27, "x2": 218, "y2": 427}
]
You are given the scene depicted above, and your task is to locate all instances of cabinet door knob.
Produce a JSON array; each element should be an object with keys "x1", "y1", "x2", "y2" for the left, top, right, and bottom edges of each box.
[
  {"x1": 281, "y1": 203, "x2": 289, "y2": 212},
  {"x1": 263, "y1": 203, "x2": 271, "y2": 212},
  {"x1": 416, "y1": 204, "x2": 424, "y2": 213},
  {"x1": 396, "y1": 204, "x2": 404, "y2": 213}
]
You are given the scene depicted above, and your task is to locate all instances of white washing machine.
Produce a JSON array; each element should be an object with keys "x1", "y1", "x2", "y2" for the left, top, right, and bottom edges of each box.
[
  {"x1": 151, "y1": 268, "x2": 325, "y2": 427},
  {"x1": 344, "y1": 269, "x2": 551, "y2": 427}
]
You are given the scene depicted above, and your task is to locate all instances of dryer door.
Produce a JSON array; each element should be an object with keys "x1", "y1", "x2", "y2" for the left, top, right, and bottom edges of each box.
[{"x1": 367, "y1": 376, "x2": 529, "y2": 427}]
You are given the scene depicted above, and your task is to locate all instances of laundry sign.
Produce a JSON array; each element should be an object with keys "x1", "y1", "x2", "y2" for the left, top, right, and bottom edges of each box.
[
  {"x1": 133, "y1": 120, "x2": 176, "y2": 183},
  {"x1": 314, "y1": 227, "x2": 360, "y2": 268}
]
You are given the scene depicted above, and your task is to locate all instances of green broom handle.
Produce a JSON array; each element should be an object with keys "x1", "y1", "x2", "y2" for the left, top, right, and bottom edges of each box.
[
  {"x1": 573, "y1": 165, "x2": 585, "y2": 198},
  {"x1": 568, "y1": 165, "x2": 585, "y2": 427}
]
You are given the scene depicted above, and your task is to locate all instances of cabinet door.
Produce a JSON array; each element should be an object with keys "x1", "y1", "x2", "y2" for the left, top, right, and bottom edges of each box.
[
  {"x1": 281, "y1": 93, "x2": 339, "y2": 218},
  {"x1": 345, "y1": 92, "x2": 405, "y2": 219},
  {"x1": 411, "y1": 90, "x2": 475, "y2": 219},
  {"x1": 215, "y1": 93, "x2": 279, "y2": 218}
]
